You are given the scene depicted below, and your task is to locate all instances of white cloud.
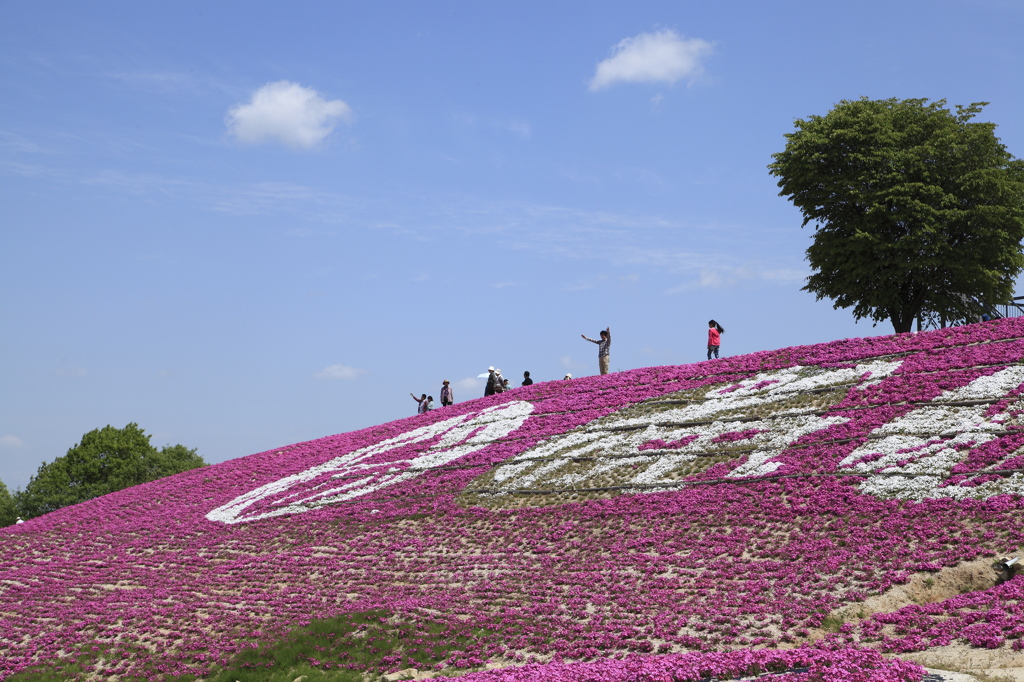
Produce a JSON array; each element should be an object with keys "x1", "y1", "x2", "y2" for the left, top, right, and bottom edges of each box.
[
  {"x1": 503, "y1": 119, "x2": 531, "y2": 139},
  {"x1": 314, "y1": 364, "x2": 367, "y2": 380},
  {"x1": 589, "y1": 30, "x2": 713, "y2": 91},
  {"x1": 226, "y1": 81, "x2": 352, "y2": 149},
  {"x1": 453, "y1": 112, "x2": 531, "y2": 139},
  {"x1": 0, "y1": 435, "x2": 24, "y2": 448},
  {"x1": 559, "y1": 356, "x2": 587, "y2": 371},
  {"x1": 699, "y1": 269, "x2": 725, "y2": 288},
  {"x1": 454, "y1": 377, "x2": 483, "y2": 398}
]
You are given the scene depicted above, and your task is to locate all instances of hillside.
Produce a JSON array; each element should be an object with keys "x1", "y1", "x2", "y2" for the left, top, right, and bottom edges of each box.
[{"x1": 4, "y1": 320, "x2": 1024, "y2": 681}]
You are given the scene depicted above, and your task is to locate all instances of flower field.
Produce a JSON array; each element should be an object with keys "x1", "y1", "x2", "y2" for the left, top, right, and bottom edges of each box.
[{"x1": 4, "y1": 320, "x2": 1024, "y2": 680}]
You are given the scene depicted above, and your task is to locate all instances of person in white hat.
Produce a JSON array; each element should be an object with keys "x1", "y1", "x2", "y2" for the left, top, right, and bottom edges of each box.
[{"x1": 484, "y1": 366, "x2": 499, "y2": 397}]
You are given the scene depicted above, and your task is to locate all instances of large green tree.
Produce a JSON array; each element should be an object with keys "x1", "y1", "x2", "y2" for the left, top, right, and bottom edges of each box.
[
  {"x1": 0, "y1": 480, "x2": 16, "y2": 527},
  {"x1": 15, "y1": 423, "x2": 205, "y2": 519},
  {"x1": 769, "y1": 98, "x2": 1024, "y2": 333}
]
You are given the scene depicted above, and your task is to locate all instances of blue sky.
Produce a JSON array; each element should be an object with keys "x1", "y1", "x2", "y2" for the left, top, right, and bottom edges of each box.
[{"x1": 2, "y1": 0, "x2": 1023, "y2": 490}]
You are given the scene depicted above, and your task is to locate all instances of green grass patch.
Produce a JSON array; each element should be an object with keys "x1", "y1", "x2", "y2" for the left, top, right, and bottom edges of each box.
[
  {"x1": 7, "y1": 610, "x2": 491, "y2": 682},
  {"x1": 819, "y1": 615, "x2": 845, "y2": 633}
]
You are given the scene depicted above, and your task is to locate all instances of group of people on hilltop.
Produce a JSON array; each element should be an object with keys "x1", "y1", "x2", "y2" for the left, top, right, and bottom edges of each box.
[
  {"x1": 577, "y1": 321, "x2": 724, "y2": 371},
  {"x1": 409, "y1": 369, "x2": 533, "y2": 414},
  {"x1": 410, "y1": 320, "x2": 724, "y2": 414},
  {"x1": 410, "y1": 378, "x2": 456, "y2": 414},
  {"x1": 484, "y1": 367, "x2": 534, "y2": 396}
]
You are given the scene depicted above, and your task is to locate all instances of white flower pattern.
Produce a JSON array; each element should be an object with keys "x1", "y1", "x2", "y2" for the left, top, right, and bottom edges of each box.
[
  {"x1": 480, "y1": 361, "x2": 902, "y2": 495},
  {"x1": 207, "y1": 401, "x2": 535, "y2": 524},
  {"x1": 839, "y1": 365, "x2": 1024, "y2": 500}
]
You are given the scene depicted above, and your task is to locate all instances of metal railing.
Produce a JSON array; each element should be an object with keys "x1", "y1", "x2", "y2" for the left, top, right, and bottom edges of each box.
[
  {"x1": 916, "y1": 294, "x2": 1024, "y2": 331},
  {"x1": 991, "y1": 296, "x2": 1024, "y2": 320}
]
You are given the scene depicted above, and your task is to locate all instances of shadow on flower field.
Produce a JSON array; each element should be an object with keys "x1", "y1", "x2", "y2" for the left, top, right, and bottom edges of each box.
[{"x1": 6, "y1": 319, "x2": 1024, "y2": 681}]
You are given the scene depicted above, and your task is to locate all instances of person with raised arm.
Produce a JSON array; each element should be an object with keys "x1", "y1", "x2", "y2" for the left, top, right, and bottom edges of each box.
[{"x1": 581, "y1": 326, "x2": 611, "y2": 375}]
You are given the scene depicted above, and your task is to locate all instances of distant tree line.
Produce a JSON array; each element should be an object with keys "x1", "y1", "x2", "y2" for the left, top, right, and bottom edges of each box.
[{"x1": 0, "y1": 423, "x2": 205, "y2": 526}]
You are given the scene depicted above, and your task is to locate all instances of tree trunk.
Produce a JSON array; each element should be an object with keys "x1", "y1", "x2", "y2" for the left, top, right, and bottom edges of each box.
[{"x1": 890, "y1": 309, "x2": 915, "y2": 334}]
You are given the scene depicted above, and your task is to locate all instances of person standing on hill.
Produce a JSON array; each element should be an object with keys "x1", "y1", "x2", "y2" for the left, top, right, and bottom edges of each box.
[
  {"x1": 440, "y1": 380, "x2": 454, "y2": 407},
  {"x1": 707, "y1": 320, "x2": 724, "y2": 360},
  {"x1": 581, "y1": 327, "x2": 611, "y2": 375},
  {"x1": 484, "y1": 367, "x2": 498, "y2": 397},
  {"x1": 410, "y1": 392, "x2": 428, "y2": 414},
  {"x1": 522, "y1": 371, "x2": 533, "y2": 386}
]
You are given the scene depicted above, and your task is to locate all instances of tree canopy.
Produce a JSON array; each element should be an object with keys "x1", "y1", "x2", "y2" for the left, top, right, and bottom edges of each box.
[
  {"x1": 769, "y1": 97, "x2": 1024, "y2": 333},
  {"x1": 0, "y1": 480, "x2": 16, "y2": 527},
  {"x1": 15, "y1": 423, "x2": 205, "y2": 519}
]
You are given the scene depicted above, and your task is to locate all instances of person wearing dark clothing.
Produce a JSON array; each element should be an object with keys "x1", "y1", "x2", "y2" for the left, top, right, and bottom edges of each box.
[
  {"x1": 484, "y1": 367, "x2": 498, "y2": 397},
  {"x1": 707, "y1": 320, "x2": 724, "y2": 360},
  {"x1": 522, "y1": 371, "x2": 533, "y2": 386}
]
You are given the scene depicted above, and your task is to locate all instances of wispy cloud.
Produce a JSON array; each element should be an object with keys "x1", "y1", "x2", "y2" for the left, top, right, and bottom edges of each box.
[
  {"x1": 559, "y1": 356, "x2": 587, "y2": 371},
  {"x1": 0, "y1": 131, "x2": 58, "y2": 155},
  {"x1": 454, "y1": 112, "x2": 532, "y2": 139},
  {"x1": 663, "y1": 263, "x2": 807, "y2": 294},
  {"x1": 106, "y1": 69, "x2": 229, "y2": 95},
  {"x1": 6, "y1": 157, "x2": 802, "y2": 289},
  {"x1": 589, "y1": 29, "x2": 713, "y2": 91},
  {"x1": 80, "y1": 171, "x2": 361, "y2": 221},
  {"x1": 0, "y1": 435, "x2": 24, "y2": 448},
  {"x1": 502, "y1": 119, "x2": 531, "y2": 139},
  {"x1": 314, "y1": 364, "x2": 367, "y2": 380},
  {"x1": 284, "y1": 227, "x2": 336, "y2": 237},
  {"x1": 453, "y1": 377, "x2": 482, "y2": 398},
  {"x1": 226, "y1": 81, "x2": 353, "y2": 150}
]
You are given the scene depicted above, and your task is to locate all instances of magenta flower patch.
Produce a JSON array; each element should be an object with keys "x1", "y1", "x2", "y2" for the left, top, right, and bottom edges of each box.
[{"x1": 4, "y1": 319, "x2": 1024, "y2": 680}]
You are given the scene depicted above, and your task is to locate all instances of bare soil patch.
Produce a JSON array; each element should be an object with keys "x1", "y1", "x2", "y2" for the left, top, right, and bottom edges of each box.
[{"x1": 833, "y1": 554, "x2": 1005, "y2": 622}]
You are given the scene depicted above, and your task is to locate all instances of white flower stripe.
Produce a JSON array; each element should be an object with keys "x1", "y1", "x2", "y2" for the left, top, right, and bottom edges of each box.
[
  {"x1": 207, "y1": 400, "x2": 534, "y2": 524},
  {"x1": 839, "y1": 365, "x2": 1024, "y2": 499}
]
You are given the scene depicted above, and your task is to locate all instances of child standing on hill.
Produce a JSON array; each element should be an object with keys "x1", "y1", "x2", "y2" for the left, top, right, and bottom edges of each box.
[
  {"x1": 581, "y1": 327, "x2": 612, "y2": 375},
  {"x1": 707, "y1": 320, "x2": 724, "y2": 360}
]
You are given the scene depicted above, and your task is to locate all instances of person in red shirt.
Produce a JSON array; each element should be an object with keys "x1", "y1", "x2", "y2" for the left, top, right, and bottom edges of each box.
[{"x1": 707, "y1": 319, "x2": 724, "y2": 360}]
